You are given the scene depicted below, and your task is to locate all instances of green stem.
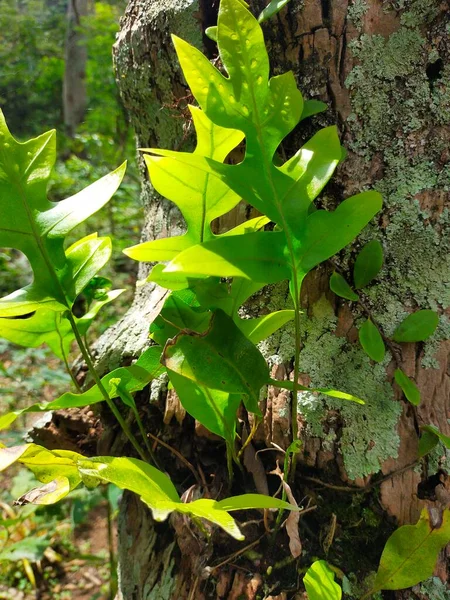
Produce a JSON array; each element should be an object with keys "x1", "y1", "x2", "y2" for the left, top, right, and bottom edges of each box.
[
  {"x1": 67, "y1": 312, "x2": 149, "y2": 463},
  {"x1": 129, "y1": 404, "x2": 160, "y2": 468},
  {"x1": 104, "y1": 486, "x2": 117, "y2": 600},
  {"x1": 287, "y1": 277, "x2": 302, "y2": 479},
  {"x1": 61, "y1": 348, "x2": 82, "y2": 393}
]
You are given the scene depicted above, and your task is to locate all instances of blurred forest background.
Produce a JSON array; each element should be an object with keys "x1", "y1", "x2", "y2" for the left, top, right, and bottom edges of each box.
[{"x1": 0, "y1": 0, "x2": 140, "y2": 597}]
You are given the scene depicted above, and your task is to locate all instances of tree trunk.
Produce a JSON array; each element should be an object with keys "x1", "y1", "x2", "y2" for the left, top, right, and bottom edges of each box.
[
  {"x1": 63, "y1": 0, "x2": 88, "y2": 135},
  {"x1": 95, "y1": 0, "x2": 450, "y2": 597}
]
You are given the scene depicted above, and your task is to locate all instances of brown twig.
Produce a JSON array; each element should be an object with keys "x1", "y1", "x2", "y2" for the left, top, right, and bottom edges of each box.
[
  {"x1": 147, "y1": 432, "x2": 202, "y2": 485},
  {"x1": 211, "y1": 536, "x2": 264, "y2": 572},
  {"x1": 300, "y1": 460, "x2": 419, "y2": 494}
]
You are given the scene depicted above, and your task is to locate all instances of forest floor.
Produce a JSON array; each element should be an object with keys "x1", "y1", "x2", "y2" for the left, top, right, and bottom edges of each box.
[{"x1": 0, "y1": 343, "x2": 115, "y2": 600}]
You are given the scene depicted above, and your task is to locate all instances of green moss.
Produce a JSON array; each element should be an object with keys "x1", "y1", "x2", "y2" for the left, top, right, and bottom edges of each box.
[{"x1": 297, "y1": 297, "x2": 401, "y2": 480}]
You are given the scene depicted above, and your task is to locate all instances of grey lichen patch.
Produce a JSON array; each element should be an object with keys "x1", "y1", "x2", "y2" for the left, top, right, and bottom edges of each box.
[
  {"x1": 345, "y1": 2, "x2": 449, "y2": 372},
  {"x1": 298, "y1": 296, "x2": 401, "y2": 480},
  {"x1": 420, "y1": 577, "x2": 450, "y2": 600},
  {"x1": 114, "y1": 0, "x2": 201, "y2": 153},
  {"x1": 348, "y1": 0, "x2": 369, "y2": 29},
  {"x1": 346, "y1": 28, "x2": 427, "y2": 155},
  {"x1": 426, "y1": 441, "x2": 450, "y2": 474},
  {"x1": 422, "y1": 316, "x2": 450, "y2": 368},
  {"x1": 150, "y1": 372, "x2": 169, "y2": 403},
  {"x1": 383, "y1": 0, "x2": 441, "y2": 27}
]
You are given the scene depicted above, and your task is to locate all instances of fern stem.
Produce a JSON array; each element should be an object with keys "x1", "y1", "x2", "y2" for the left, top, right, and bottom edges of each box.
[
  {"x1": 61, "y1": 348, "x2": 82, "y2": 393},
  {"x1": 290, "y1": 284, "x2": 302, "y2": 476},
  {"x1": 67, "y1": 312, "x2": 149, "y2": 463},
  {"x1": 129, "y1": 403, "x2": 160, "y2": 468}
]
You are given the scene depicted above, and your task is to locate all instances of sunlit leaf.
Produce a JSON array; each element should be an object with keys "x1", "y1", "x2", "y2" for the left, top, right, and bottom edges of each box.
[
  {"x1": 271, "y1": 379, "x2": 365, "y2": 405},
  {"x1": 124, "y1": 106, "x2": 243, "y2": 265},
  {"x1": 303, "y1": 560, "x2": 342, "y2": 600},
  {"x1": 77, "y1": 456, "x2": 298, "y2": 540},
  {"x1": 205, "y1": 26, "x2": 217, "y2": 41},
  {"x1": 0, "y1": 109, "x2": 125, "y2": 317},
  {"x1": 238, "y1": 309, "x2": 295, "y2": 343},
  {"x1": 0, "y1": 289, "x2": 123, "y2": 360}
]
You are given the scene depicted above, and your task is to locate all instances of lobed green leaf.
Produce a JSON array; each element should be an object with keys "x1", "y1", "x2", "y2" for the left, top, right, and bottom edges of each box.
[{"x1": 0, "y1": 109, "x2": 125, "y2": 317}]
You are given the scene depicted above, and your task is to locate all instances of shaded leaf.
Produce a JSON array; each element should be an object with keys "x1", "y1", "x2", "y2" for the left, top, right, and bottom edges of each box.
[
  {"x1": 216, "y1": 493, "x2": 297, "y2": 512},
  {"x1": 0, "y1": 289, "x2": 123, "y2": 360},
  {"x1": 394, "y1": 369, "x2": 421, "y2": 406},
  {"x1": 373, "y1": 509, "x2": 450, "y2": 591},
  {"x1": 418, "y1": 430, "x2": 439, "y2": 458},
  {"x1": 392, "y1": 310, "x2": 439, "y2": 343},
  {"x1": 359, "y1": 319, "x2": 385, "y2": 362},
  {"x1": 150, "y1": 293, "x2": 210, "y2": 347},
  {"x1": 163, "y1": 310, "x2": 268, "y2": 414},
  {"x1": 0, "y1": 537, "x2": 49, "y2": 562},
  {"x1": 353, "y1": 239, "x2": 383, "y2": 289},
  {"x1": 300, "y1": 99, "x2": 328, "y2": 120},
  {"x1": 168, "y1": 371, "x2": 241, "y2": 446},
  {"x1": 329, "y1": 272, "x2": 359, "y2": 302},
  {"x1": 419, "y1": 425, "x2": 450, "y2": 459}
]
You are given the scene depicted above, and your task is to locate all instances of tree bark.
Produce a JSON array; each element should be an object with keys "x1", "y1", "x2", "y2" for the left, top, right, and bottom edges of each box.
[
  {"x1": 96, "y1": 0, "x2": 450, "y2": 597},
  {"x1": 63, "y1": 0, "x2": 88, "y2": 135}
]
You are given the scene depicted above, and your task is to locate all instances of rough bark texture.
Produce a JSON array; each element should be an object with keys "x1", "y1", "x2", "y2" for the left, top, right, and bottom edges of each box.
[
  {"x1": 93, "y1": 0, "x2": 450, "y2": 597},
  {"x1": 63, "y1": 0, "x2": 88, "y2": 135}
]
